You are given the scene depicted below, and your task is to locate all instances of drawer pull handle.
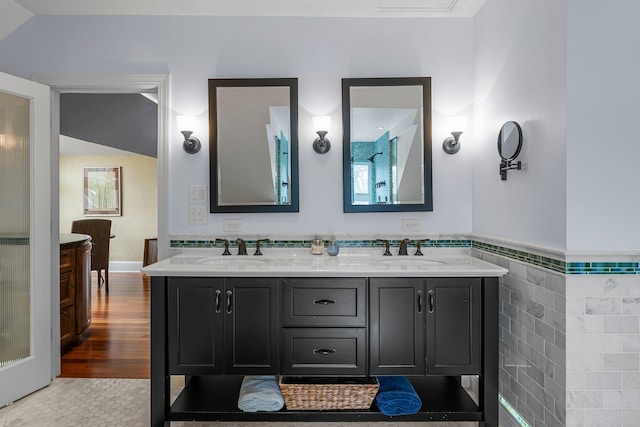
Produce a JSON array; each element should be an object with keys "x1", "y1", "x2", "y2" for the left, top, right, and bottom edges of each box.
[
  {"x1": 417, "y1": 290, "x2": 423, "y2": 313},
  {"x1": 313, "y1": 348, "x2": 336, "y2": 356},
  {"x1": 226, "y1": 290, "x2": 233, "y2": 314},
  {"x1": 313, "y1": 299, "x2": 336, "y2": 305},
  {"x1": 428, "y1": 290, "x2": 435, "y2": 313},
  {"x1": 215, "y1": 289, "x2": 221, "y2": 313}
]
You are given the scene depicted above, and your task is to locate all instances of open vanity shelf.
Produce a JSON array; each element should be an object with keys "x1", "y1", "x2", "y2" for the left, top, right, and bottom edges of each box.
[
  {"x1": 168, "y1": 375, "x2": 482, "y2": 422},
  {"x1": 150, "y1": 274, "x2": 500, "y2": 426}
]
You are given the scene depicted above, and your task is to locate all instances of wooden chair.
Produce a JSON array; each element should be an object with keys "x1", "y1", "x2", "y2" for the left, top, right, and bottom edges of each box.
[{"x1": 71, "y1": 219, "x2": 112, "y2": 293}]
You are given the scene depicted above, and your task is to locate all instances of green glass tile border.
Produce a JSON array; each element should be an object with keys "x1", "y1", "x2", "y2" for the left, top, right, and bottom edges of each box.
[
  {"x1": 169, "y1": 238, "x2": 639, "y2": 274},
  {"x1": 170, "y1": 238, "x2": 472, "y2": 249},
  {"x1": 0, "y1": 237, "x2": 29, "y2": 246},
  {"x1": 472, "y1": 241, "x2": 640, "y2": 275},
  {"x1": 472, "y1": 240, "x2": 567, "y2": 274}
]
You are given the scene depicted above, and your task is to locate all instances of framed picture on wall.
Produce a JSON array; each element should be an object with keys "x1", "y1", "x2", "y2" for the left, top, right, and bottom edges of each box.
[{"x1": 83, "y1": 167, "x2": 122, "y2": 216}]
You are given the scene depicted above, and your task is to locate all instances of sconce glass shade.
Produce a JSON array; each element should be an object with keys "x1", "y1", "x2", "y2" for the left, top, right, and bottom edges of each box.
[
  {"x1": 449, "y1": 115, "x2": 467, "y2": 133},
  {"x1": 312, "y1": 115, "x2": 331, "y2": 133},
  {"x1": 312, "y1": 115, "x2": 331, "y2": 154},
  {"x1": 177, "y1": 115, "x2": 196, "y2": 132},
  {"x1": 177, "y1": 115, "x2": 201, "y2": 154}
]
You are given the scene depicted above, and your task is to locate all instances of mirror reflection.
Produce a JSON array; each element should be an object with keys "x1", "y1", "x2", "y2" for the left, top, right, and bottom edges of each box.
[
  {"x1": 209, "y1": 78, "x2": 298, "y2": 213},
  {"x1": 342, "y1": 77, "x2": 432, "y2": 212}
]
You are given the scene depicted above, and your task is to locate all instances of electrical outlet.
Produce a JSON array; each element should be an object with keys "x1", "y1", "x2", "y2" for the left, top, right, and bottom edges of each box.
[
  {"x1": 223, "y1": 219, "x2": 242, "y2": 232},
  {"x1": 402, "y1": 218, "x2": 421, "y2": 232},
  {"x1": 188, "y1": 185, "x2": 207, "y2": 204},
  {"x1": 189, "y1": 205, "x2": 207, "y2": 225}
]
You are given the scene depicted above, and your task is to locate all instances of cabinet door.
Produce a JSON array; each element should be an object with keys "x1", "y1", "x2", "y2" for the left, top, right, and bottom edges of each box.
[
  {"x1": 369, "y1": 278, "x2": 425, "y2": 375},
  {"x1": 426, "y1": 277, "x2": 481, "y2": 375},
  {"x1": 224, "y1": 278, "x2": 279, "y2": 374},
  {"x1": 168, "y1": 277, "x2": 224, "y2": 374},
  {"x1": 74, "y1": 242, "x2": 92, "y2": 335}
]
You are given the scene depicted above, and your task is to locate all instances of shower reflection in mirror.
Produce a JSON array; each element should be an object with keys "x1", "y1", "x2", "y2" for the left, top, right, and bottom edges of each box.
[{"x1": 343, "y1": 77, "x2": 432, "y2": 213}]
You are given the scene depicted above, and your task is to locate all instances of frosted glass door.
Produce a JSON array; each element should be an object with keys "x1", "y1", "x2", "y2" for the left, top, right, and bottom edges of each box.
[
  {"x1": 0, "y1": 91, "x2": 30, "y2": 368},
  {"x1": 0, "y1": 71, "x2": 52, "y2": 407}
]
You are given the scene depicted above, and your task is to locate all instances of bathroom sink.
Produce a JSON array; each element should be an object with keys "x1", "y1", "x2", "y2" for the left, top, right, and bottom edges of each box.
[
  {"x1": 377, "y1": 258, "x2": 446, "y2": 267},
  {"x1": 196, "y1": 256, "x2": 270, "y2": 266}
]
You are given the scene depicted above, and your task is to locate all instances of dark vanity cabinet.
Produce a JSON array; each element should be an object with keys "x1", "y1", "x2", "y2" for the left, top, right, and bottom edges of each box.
[
  {"x1": 369, "y1": 278, "x2": 425, "y2": 375},
  {"x1": 281, "y1": 278, "x2": 367, "y2": 376},
  {"x1": 152, "y1": 275, "x2": 498, "y2": 427},
  {"x1": 370, "y1": 277, "x2": 481, "y2": 376},
  {"x1": 168, "y1": 277, "x2": 279, "y2": 375},
  {"x1": 426, "y1": 277, "x2": 481, "y2": 375}
]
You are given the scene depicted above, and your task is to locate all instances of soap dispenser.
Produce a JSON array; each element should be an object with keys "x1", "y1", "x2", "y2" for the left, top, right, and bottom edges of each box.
[
  {"x1": 311, "y1": 236, "x2": 324, "y2": 255},
  {"x1": 327, "y1": 235, "x2": 339, "y2": 256}
]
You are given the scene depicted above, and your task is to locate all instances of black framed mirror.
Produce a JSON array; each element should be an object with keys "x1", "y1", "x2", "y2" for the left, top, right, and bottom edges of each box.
[
  {"x1": 209, "y1": 78, "x2": 299, "y2": 213},
  {"x1": 342, "y1": 77, "x2": 432, "y2": 213},
  {"x1": 497, "y1": 121, "x2": 522, "y2": 181}
]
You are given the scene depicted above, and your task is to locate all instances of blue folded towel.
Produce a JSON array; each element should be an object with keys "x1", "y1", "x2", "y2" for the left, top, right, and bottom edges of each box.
[
  {"x1": 375, "y1": 376, "x2": 422, "y2": 416},
  {"x1": 237, "y1": 375, "x2": 284, "y2": 412}
]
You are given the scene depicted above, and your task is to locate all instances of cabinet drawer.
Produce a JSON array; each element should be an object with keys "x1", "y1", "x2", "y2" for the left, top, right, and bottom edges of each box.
[
  {"x1": 60, "y1": 271, "x2": 75, "y2": 308},
  {"x1": 281, "y1": 328, "x2": 366, "y2": 376},
  {"x1": 283, "y1": 278, "x2": 366, "y2": 327},
  {"x1": 60, "y1": 305, "x2": 76, "y2": 347},
  {"x1": 60, "y1": 248, "x2": 74, "y2": 272}
]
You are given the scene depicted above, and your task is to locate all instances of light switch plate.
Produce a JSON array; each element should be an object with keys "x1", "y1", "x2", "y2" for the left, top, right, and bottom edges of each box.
[
  {"x1": 188, "y1": 185, "x2": 207, "y2": 204},
  {"x1": 189, "y1": 205, "x2": 207, "y2": 225},
  {"x1": 402, "y1": 218, "x2": 421, "y2": 232},
  {"x1": 223, "y1": 219, "x2": 242, "y2": 232}
]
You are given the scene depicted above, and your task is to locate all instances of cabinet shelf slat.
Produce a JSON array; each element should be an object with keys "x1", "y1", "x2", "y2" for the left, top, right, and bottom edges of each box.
[{"x1": 168, "y1": 375, "x2": 482, "y2": 422}]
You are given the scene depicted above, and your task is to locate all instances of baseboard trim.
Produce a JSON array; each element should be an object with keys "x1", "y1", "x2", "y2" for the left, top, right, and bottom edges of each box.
[{"x1": 109, "y1": 261, "x2": 142, "y2": 273}]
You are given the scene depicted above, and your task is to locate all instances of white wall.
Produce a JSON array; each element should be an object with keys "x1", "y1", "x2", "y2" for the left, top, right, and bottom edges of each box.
[
  {"x1": 566, "y1": 0, "x2": 640, "y2": 251},
  {"x1": 472, "y1": 0, "x2": 568, "y2": 251},
  {"x1": 59, "y1": 154, "x2": 158, "y2": 262},
  {"x1": 0, "y1": 16, "x2": 476, "y2": 239}
]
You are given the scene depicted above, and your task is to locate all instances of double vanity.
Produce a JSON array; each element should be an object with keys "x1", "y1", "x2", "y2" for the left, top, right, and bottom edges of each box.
[{"x1": 144, "y1": 247, "x2": 507, "y2": 427}]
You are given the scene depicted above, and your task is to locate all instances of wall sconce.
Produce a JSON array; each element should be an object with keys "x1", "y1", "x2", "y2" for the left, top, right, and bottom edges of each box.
[
  {"x1": 312, "y1": 115, "x2": 331, "y2": 154},
  {"x1": 442, "y1": 115, "x2": 467, "y2": 155},
  {"x1": 177, "y1": 115, "x2": 201, "y2": 154}
]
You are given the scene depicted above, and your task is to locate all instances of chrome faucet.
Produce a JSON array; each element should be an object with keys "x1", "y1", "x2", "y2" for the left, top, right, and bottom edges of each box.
[
  {"x1": 236, "y1": 238, "x2": 247, "y2": 255},
  {"x1": 376, "y1": 239, "x2": 392, "y2": 256},
  {"x1": 398, "y1": 238, "x2": 410, "y2": 256},
  {"x1": 254, "y1": 238, "x2": 269, "y2": 256},
  {"x1": 216, "y1": 238, "x2": 231, "y2": 256}
]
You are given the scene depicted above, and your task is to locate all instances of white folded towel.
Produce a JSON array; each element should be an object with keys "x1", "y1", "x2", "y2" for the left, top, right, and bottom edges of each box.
[{"x1": 237, "y1": 375, "x2": 284, "y2": 412}]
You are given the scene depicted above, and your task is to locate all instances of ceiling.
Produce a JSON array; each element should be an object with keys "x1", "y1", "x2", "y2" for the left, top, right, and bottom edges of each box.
[
  {"x1": 10, "y1": 0, "x2": 486, "y2": 18},
  {"x1": 0, "y1": 0, "x2": 485, "y2": 44}
]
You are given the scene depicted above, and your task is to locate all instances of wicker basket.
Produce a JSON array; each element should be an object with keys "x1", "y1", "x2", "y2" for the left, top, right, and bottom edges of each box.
[{"x1": 279, "y1": 376, "x2": 379, "y2": 410}]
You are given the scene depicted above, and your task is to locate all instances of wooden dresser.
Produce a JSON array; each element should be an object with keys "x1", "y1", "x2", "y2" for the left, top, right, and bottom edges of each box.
[{"x1": 60, "y1": 233, "x2": 92, "y2": 350}]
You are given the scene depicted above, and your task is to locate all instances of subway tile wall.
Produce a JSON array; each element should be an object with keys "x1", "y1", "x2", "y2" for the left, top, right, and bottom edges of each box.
[
  {"x1": 474, "y1": 249, "x2": 566, "y2": 427},
  {"x1": 474, "y1": 243, "x2": 640, "y2": 427},
  {"x1": 566, "y1": 275, "x2": 640, "y2": 427}
]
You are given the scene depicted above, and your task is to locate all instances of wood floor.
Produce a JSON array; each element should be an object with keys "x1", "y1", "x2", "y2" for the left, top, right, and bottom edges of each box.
[{"x1": 59, "y1": 272, "x2": 151, "y2": 379}]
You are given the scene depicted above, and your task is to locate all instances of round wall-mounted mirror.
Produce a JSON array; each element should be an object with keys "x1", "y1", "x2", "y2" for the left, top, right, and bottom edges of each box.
[{"x1": 497, "y1": 121, "x2": 522, "y2": 161}]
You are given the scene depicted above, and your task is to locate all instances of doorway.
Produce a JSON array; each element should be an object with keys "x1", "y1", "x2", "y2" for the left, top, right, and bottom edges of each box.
[{"x1": 34, "y1": 73, "x2": 169, "y2": 378}]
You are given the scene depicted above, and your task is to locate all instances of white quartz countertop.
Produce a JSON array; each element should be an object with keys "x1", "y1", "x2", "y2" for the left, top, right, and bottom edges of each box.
[{"x1": 141, "y1": 248, "x2": 508, "y2": 278}]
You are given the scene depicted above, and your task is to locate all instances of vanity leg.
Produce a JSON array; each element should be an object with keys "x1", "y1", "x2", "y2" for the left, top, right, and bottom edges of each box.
[
  {"x1": 481, "y1": 277, "x2": 499, "y2": 427},
  {"x1": 150, "y1": 276, "x2": 170, "y2": 427}
]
